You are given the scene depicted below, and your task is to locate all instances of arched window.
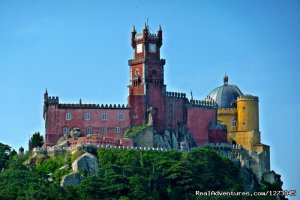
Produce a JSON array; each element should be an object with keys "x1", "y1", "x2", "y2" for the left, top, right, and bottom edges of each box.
[
  {"x1": 115, "y1": 127, "x2": 121, "y2": 133},
  {"x1": 118, "y1": 113, "x2": 124, "y2": 121},
  {"x1": 101, "y1": 127, "x2": 107, "y2": 134},
  {"x1": 84, "y1": 113, "x2": 91, "y2": 121},
  {"x1": 101, "y1": 113, "x2": 107, "y2": 121},
  {"x1": 63, "y1": 127, "x2": 69, "y2": 134},
  {"x1": 87, "y1": 127, "x2": 93, "y2": 134},
  {"x1": 66, "y1": 112, "x2": 72, "y2": 120},
  {"x1": 231, "y1": 119, "x2": 237, "y2": 127}
]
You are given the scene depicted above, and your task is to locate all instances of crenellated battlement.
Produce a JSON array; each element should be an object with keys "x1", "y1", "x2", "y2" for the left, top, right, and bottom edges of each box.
[
  {"x1": 47, "y1": 96, "x2": 59, "y2": 105},
  {"x1": 165, "y1": 91, "x2": 186, "y2": 99},
  {"x1": 58, "y1": 103, "x2": 129, "y2": 109},
  {"x1": 189, "y1": 99, "x2": 217, "y2": 108},
  {"x1": 238, "y1": 95, "x2": 259, "y2": 101}
]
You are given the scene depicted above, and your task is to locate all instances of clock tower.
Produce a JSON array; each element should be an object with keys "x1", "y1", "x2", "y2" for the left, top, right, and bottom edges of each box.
[{"x1": 128, "y1": 24, "x2": 166, "y2": 132}]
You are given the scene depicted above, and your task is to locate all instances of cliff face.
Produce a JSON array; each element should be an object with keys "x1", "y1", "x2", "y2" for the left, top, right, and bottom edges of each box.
[
  {"x1": 153, "y1": 128, "x2": 195, "y2": 150},
  {"x1": 126, "y1": 124, "x2": 196, "y2": 150}
]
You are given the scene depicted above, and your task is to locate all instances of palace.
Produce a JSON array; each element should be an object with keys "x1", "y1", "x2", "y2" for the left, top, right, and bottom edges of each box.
[{"x1": 43, "y1": 24, "x2": 270, "y2": 179}]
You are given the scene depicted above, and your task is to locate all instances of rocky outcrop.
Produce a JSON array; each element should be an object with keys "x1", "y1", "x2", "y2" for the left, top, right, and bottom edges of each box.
[
  {"x1": 153, "y1": 126, "x2": 195, "y2": 150},
  {"x1": 131, "y1": 126, "x2": 154, "y2": 147},
  {"x1": 70, "y1": 128, "x2": 81, "y2": 138},
  {"x1": 72, "y1": 152, "x2": 98, "y2": 176},
  {"x1": 60, "y1": 172, "x2": 81, "y2": 187}
]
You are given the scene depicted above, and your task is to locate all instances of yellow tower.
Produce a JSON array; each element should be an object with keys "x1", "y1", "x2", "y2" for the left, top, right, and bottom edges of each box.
[
  {"x1": 230, "y1": 95, "x2": 261, "y2": 150},
  {"x1": 237, "y1": 95, "x2": 259, "y2": 133}
]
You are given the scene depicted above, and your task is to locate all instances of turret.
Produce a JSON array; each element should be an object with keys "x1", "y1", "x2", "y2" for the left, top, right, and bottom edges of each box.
[
  {"x1": 142, "y1": 23, "x2": 148, "y2": 39},
  {"x1": 157, "y1": 25, "x2": 162, "y2": 47},
  {"x1": 237, "y1": 95, "x2": 259, "y2": 133},
  {"x1": 44, "y1": 89, "x2": 48, "y2": 103},
  {"x1": 131, "y1": 26, "x2": 136, "y2": 48}
]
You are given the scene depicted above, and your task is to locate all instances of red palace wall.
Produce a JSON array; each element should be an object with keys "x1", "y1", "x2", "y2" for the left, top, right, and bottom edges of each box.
[
  {"x1": 208, "y1": 129, "x2": 227, "y2": 143},
  {"x1": 187, "y1": 107, "x2": 216, "y2": 146},
  {"x1": 45, "y1": 103, "x2": 130, "y2": 146},
  {"x1": 148, "y1": 84, "x2": 166, "y2": 133},
  {"x1": 165, "y1": 93, "x2": 187, "y2": 130}
]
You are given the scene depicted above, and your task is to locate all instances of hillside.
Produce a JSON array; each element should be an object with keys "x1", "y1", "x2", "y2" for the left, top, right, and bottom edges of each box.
[{"x1": 0, "y1": 144, "x2": 281, "y2": 200}]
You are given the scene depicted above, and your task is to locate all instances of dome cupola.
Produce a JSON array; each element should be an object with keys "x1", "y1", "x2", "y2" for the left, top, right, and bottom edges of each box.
[{"x1": 206, "y1": 75, "x2": 243, "y2": 108}]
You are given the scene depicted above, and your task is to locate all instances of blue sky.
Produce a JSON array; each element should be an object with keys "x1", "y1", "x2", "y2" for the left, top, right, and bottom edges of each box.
[{"x1": 0, "y1": 0, "x2": 299, "y2": 194}]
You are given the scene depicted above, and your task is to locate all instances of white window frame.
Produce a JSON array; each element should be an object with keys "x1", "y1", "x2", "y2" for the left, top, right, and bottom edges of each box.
[
  {"x1": 84, "y1": 113, "x2": 91, "y2": 121},
  {"x1": 232, "y1": 119, "x2": 237, "y2": 127},
  {"x1": 118, "y1": 113, "x2": 124, "y2": 121},
  {"x1": 87, "y1": 127, "x2": 93, "y2": 134},
  {"x1": 63, "y1": 127, "x2": 69, "y2": 134},
  {"x1": 101, "y1": 113, "x2": 108, "y2": 121},
  {"x1": 115, "y1": 127, "x2": 121, "y2": 133},
  {"x1": 101, "y1": 127, "x2": 107, "y2": 134},
  {"x1": 66, "y1": 112, "x2": 72, "y2": 120}
]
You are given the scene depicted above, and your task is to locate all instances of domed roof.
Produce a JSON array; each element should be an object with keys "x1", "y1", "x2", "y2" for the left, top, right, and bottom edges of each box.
[{"x1": 206, "y1": 75, "x2": 243, "y2": 108}]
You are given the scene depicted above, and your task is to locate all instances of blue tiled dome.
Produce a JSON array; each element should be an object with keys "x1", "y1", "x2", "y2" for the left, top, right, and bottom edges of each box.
[{"x1": 206, "y1": 75, "x2": 243, "y2": 108}]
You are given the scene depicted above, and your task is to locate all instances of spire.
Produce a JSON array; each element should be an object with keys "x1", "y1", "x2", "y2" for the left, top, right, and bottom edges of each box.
[
  {"x1": 45, "y1": 89, "x2": 48, "y2": 95},
  {"x1": 132, "y1": 25, "x2": 136, "y2": 33},
  {"x1": 190, "y1": 91, "x2": 193, "y2": 100},
  {"x1": 224, "y1": 74, "x2": 228, "y2": 85},
  {"x1": 144, "y1": 22, "x2": 147, "y2": 29},
  {"x1": 158, "y1": 24, "x2": 162, "y2": 32}
]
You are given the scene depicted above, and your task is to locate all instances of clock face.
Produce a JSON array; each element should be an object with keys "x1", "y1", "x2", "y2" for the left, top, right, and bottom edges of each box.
[
  {"x1": 137, "y1": 44, "x2": 143, "y2": 53},
  {"x1": 149, "y1": 43, "x2": 156, "y2": 53}
]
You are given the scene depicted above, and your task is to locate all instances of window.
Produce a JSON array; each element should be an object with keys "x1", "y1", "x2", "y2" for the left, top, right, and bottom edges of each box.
[
  {"x1": 102, "y1": 113, "x2": 107, "y2": 121},
  {"x1": 63, "y1": 127, "x2": 69, "y2": 134},
  {"x1": 101, "y1": 127, "x2": 107, "y2": 134},
  {"x1": 132, "y1": 114, "x2": 138, "y2": 119},
  {"x1": 87, "y1": 127, "x2": 93, "y2": 134},
  {"x1": 115, "y1": 127, "x2": 121, "y2": 133},
  {"x1": 232, "y1": 119, "x2": 237, "y2": 127},
  {"x1": 118, "y1": 113, "x2": 124, "y2": 121},
  {"x1": 84, "y1": 113, "x2": 90, "y2": 121},
  {"x1": 152, "y1": 69, "x2": 157, "y2": 75},
  {"x1": 66, "y1": 112, "x2": 72, "y2": 120}
]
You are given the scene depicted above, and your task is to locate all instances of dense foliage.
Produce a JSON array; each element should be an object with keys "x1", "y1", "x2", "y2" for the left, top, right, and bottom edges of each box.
[
  {"x1": 123, "y1": 124, "x2": 150, "y2": 138},
  {"x1": 29, "y1": 132, "x2": 44, "y2": 150},
  {"x1": 0, "y1": 145, "x2": 279, "y2": 200}
]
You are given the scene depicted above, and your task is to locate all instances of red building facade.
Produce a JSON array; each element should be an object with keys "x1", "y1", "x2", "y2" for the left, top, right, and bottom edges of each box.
[{"x1": 44, "y1": 25, "x2": 226, "y2": 147}]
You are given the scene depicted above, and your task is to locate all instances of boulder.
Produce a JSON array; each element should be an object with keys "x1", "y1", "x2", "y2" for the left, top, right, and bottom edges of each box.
[
  {"x1": 57, "y1": 134, "x2": 68, "y2": 145},
  {"x1": 60, "y1": 172, "x2": 81, "y2": 187},
  {"x1": 70, "y1": 128, "x2": 82, "y2": 138},
  {"x1": 72, "y1": 152, "x2": 98, "y2": 176},
  {"x1": 171, "y1": 133, "x2": 179, "y2": 149}
]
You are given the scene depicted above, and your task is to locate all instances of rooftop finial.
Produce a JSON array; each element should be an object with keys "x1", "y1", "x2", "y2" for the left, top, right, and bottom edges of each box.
[
  {"x1": 132, "y1": 25, "x2": 136, "y2": 33},
  {"x1": 158, "y1": 24, "x2": 162, "y2": 32},
  {"x1": 224, "y1": 74, "x2": 228, "y2": 85}
]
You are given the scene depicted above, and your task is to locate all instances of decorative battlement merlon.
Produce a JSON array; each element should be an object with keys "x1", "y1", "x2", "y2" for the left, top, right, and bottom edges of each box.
[
  {"x1": 47, "y1": 96, "x2": 59, "y2": 104},
  {"x1": 237, "y1": 95, "x2": 259, "y2": 101},
  {"x1": 165, "y1": 91, "x2": 186, "y2": 99},
  {"x1": 57, "y1": 103, "x2": 129, "y2": 109},
  {"x1": 189, "y1": 99, "x2": 217, "y2": 108}
]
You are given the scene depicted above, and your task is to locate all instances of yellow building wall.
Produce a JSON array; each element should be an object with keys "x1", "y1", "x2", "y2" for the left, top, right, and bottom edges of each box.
[
  {"x1": 228, "y1": 131, "x2": 260, "y2": 151},
  {"x1": 237, "y1": 95, "x2": 259, "y2": 133},
  {"x1": 217, "y1": 108, "x2": 237, "y2": 132}
]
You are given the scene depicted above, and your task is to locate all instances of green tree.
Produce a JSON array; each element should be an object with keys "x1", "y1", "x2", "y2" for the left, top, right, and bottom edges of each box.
[
  {"x1": 29, "y1": 132, "x2": 44, "y2": 150},
  {"x1": 0, "y1": 143, "x2": 11, "y2": 169}
]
